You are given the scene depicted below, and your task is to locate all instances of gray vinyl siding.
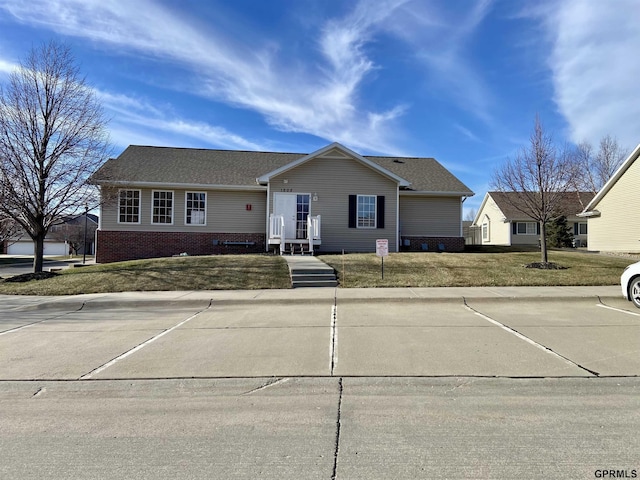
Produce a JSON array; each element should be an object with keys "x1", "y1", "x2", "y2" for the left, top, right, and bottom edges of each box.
[
  {"x1": 588, "y1": 156, "x2": 640, "y2": 252},
  {"x1": 399, "y1": 195, "x2": 461, "y2": 236},
  {"x1": 100, "y1": 188, "x2": 266, "y2": 233},
  {"x1": 270, "y1": 156, "x2": 398, "y2": 252}
]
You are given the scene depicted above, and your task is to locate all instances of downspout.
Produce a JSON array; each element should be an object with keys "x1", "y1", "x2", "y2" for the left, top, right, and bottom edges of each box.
[
  {"x1": 265, "y1": 181, "x2": 270, "y2": 252},
  {"x1": 461, "y1": 196, "x2": 467, "y2": 237},
  {"x1": 396, "y1": 184, "x2": 400, "y2": 252}
]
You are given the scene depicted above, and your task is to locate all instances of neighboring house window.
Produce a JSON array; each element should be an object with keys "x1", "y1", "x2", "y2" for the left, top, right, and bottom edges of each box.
[
  {"x1": 515, "y1": 222, "x2": 537, "y2": 235},
  {"x1": 482, "y1": 223, "x2": 489, "y2": 241},
  {"x1": 118, "y1": 189, "x2": 141, "y2": 224},
  {"x1": 186, "y1": 192, "x2": 206, "y2": 225},
  {"x1": 348, "y1": 195, "x2": 385, "y2": 229},
  {"x1": 574, "y1": 222, "x2": 587, "y2": 235},
  {"x1": 152, "y1": 190, "x2": 173, "y2": 224}
]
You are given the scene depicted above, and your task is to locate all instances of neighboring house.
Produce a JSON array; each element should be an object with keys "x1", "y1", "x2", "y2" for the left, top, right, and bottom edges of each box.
[
  {"x1": 472, "y1": 191, "x2": 594, "y2": 247},
  {"x1": 4, "y1": 213, "x2": 98, "y2": 256},
  {"x1": 91, "y1": 142, "x2": 474, "y2": 263},
  {"x1": 578, "y1": 144, "x2": 640, "y2": 252}
]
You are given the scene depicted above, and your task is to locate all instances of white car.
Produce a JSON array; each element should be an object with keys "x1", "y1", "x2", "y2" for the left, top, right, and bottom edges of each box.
[{"x1": 621, "y1": 261, "x2": 640, "y2": 308}]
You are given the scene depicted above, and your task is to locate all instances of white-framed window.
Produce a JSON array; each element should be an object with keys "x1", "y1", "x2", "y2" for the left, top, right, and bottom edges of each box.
[
  {"x1": 516, "y1": 222, "x2": 537, "y2": 235},
  {"x1": 118, "y1": 189, "x2": 141, "y2": 224},
  {"x1": 577, "y1": 222, "x2": 587, "y2": 235},
  {"x1": 357, "y1": 195, "x2": 376, "y2": 228},
  {"x1": 482, "y1": 223, "x2": 489, "y2": 241},
  {"x1": 185, "y1": 191, "x2": 206, "y2": 225},
  {"x1": 152, "y1": 190, "x2": 174, "y2": 224}
]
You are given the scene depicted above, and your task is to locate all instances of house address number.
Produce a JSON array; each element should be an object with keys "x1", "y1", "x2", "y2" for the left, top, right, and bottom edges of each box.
[{"x1": 280, "y1": 188, "x2": 293, "y2": 192}]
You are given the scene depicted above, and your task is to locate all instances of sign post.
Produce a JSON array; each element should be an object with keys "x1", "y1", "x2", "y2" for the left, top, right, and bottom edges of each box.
[{"x1": 376, "y1": 239, "x2": 389, "y2": 279}]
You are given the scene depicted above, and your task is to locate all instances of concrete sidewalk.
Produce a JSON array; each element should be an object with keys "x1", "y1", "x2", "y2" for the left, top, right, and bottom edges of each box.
[{"x1": 0, "y1": 285, "x2": 624, "y2": 310}]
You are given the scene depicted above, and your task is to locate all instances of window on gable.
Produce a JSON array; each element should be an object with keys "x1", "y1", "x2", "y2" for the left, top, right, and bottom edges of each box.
[
  {"x1": 482, "y1": 223, "x2": 489, "y2": 240},
  {"x1": 152, "y1": 191, "x2": 173, "y2": 224},
  {"x1": 118, "y1": 189, "x2": 140, "y2": 224},
  {"x1": 357, "y1": 195, "x2": 376, "y2": 228},
  {"x1": 186, "y1": 192, "x2": 206, "y2": 225}
]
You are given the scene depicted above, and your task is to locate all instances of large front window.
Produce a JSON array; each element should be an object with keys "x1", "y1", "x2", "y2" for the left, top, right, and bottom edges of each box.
[
  {"x1": 152, "y1": 191, "x2": 173, "y2": 224},
  {"x1": 118, "y1": 189, "x2": 140, "y2": 224},
  {"x1": 186, "y1": 192, "x2": 206, "y2": 225},
  {"x1": 357, "y1": 195, "x2": 376, "y2": 228}
]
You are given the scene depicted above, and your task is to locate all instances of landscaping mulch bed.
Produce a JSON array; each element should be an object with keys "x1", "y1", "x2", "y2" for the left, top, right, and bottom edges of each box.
[
  {"x1": 2, "y1": 271, "x2": 59, "y2": 283},
  {"x1": 524, "y1": 262, "x2": 567, "y2": 270}
]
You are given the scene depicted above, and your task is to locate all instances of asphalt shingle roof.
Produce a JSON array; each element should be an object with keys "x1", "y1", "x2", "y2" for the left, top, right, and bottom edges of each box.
[
  {"x1": 489, "y1": 191, "x2": 595, "y2": 219},
  {"x1": 92, "y1": 145, "x2": 474, "y2": 195}
]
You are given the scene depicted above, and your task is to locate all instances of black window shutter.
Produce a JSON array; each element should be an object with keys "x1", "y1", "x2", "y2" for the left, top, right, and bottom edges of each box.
[
  {"x1": 348, "y1": 195, "x2": 356, "y2": 228},
  {"x1": 573, "y1": 223, "x2": 578, "y2": 235},
  {"x1": 536, "y1": 223, "x2": 541, "y2": 235},
  {"x1": 512, "y1": 223, "x2": 517, "y2": 235},
  {"x1": 377, "y1": 196, "x2": 385, "y2": 229}
]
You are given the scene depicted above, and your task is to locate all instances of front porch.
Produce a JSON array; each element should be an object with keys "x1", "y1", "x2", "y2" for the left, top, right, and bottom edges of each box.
[{"x1": 268, "y1": 214, "x2": 321, "y2": 255}]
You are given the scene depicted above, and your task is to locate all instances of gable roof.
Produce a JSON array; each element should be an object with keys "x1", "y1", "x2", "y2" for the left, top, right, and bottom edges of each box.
[
  {"x1": 92, "y1": 143, "x2": 474, "y2": 196},
  {"x1": 477, "y1": 191, "x2": 595, "y2": 222},
  {"x1": 580, "y1": 143, "x2": 640, "y2": 215},
  {"x1": 257, "y1": 142, "x2": 411, "y2": 188}
]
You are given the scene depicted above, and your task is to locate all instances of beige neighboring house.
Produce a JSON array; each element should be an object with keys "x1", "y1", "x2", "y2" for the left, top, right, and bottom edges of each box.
[
  {"x1": 578, "y1": 144, "x2": 640, "y2": 252},
  {"x1": 472, "y1": 191, "x2": 594, "y2": 247},
  {"x1": 91, "y1": 142, "x2": 474, "y2": 263}
]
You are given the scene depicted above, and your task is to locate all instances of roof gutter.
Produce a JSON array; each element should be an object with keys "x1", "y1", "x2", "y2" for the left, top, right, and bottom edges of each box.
[
  {"x1": 577, "y1": 210, "x2": 601, "y2": 218},
  {"x1": 400, "y1": 190, "x2": 475, "y2": 197},
  {"x1": 94, "y1": 180, "x2": 267, "y2": 191}
]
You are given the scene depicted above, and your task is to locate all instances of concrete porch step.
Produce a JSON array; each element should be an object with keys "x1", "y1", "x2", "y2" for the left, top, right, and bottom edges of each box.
[
  {"x1": 292, "y1": 279, "x2": 338, "y2": 288},
  {"x1": 283, "y1": 255, "x2": 337, "y2": 288},
  {"x1": 291, "y1": 273, "x2": 337, "y2": 282}
]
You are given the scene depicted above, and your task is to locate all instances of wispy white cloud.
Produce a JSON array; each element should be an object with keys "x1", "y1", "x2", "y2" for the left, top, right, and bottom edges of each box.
[
  {"x1": 380, "y1": 0, "x2": 495, "y2": 124},
  {"x1": 0, "y1": 58, "x2": 17, "y2": 74},
  {"x1": 95, "y1": 90, "x2": 265, "y2": 151},
  {"x1": 539, "y1": 0, "x2": 640, "y2": 149},
  {"x1": 0, "y1": 0, "x2": 412, "y2": 154}
]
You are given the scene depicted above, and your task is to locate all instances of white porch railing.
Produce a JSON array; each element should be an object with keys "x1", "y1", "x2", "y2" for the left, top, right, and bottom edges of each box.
[
  {"x1": 269, "y1": 214, "x2": 286, "y2": 255},
  {"x1": 307, "y1": 215, "x2": 321, "y2": 255},
  {"x1": 269, "y1": 214, "x2": 321, "y2": 255}
]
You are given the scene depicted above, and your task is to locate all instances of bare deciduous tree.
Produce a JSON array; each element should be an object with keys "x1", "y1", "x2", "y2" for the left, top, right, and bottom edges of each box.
[
  {"x1": 49, "y1": 214, "x2": 97, "y2": 256},
  {"x1": 573, "y1": 135, "x2": 628, "y2": 194},
  {"x1": 0, "y1": 41, "x2": 110, "y2": 272},
  {"x1": 491, "y1": 116, "x2": 576, "y2": 264}
]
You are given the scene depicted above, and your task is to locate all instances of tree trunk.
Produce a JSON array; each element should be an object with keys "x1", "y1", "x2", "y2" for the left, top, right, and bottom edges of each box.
[
  {"x1": 539, "y1": 220, "x2": 548, "y2": 264},
  {"x1": 33, "y1": 234, "x2": 45, "y2": 273}
]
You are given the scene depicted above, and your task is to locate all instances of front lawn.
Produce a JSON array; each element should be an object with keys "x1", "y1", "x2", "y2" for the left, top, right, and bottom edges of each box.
[
  {"x1": 0, "y1": 255, "x2": 291, "y2": 295},
  {"x1": 318, "y1": 250, "x2": 633, "y2": 288}
]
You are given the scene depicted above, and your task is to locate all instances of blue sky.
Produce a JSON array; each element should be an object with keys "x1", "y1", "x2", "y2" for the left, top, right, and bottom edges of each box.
[{"x1": 1, "y1": 0, "x2": 639, "y2": 216}]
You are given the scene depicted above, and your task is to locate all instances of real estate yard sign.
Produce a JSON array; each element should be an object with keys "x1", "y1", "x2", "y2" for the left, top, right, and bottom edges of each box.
[{"x1": 376, "y1": 239, "x2": 388, "y2": 279}]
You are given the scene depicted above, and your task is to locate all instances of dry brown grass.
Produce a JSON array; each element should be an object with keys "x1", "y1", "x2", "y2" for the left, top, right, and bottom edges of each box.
[
  {"x1": 318, "y1": 250, "x2": 633, "y2": 288},
  {"x1": 0, "y1": 255, "x2": 291, "y2": 295}
]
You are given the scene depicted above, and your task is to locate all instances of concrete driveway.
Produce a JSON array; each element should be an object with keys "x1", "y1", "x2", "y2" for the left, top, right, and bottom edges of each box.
[{"x1": 1, "y1": 289, "x2": 639, "y2": 479}]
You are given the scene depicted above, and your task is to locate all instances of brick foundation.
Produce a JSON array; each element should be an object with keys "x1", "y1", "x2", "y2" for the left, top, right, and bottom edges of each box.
[
  {"x1": 96, "y1": 231, "x2": 266, "y2": 263},
  {"x1": 400, "y1": 236, "x2": 465, "y2": 252}
]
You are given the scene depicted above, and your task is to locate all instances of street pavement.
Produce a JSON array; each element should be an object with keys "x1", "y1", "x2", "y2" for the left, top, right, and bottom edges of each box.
[{"x1": 1, "y1": 287, "x2": 639, "y2": 479}]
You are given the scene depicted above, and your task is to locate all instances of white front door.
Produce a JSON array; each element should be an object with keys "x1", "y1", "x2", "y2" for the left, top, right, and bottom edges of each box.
[{"x1": 274, "y1": 193, "x2": 297, "y2": 240}]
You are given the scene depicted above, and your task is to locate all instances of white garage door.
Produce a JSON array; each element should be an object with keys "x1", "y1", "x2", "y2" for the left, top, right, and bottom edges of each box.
[
  {"x1": 7, "y1": 241, "x2": 67, "y2": 256},
  {"x1": 7, "y1": 242, "x2": 33, "y2": 255},
  {"x1": 44, "y1": 242, "x2": 67, "y2": 256}
]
